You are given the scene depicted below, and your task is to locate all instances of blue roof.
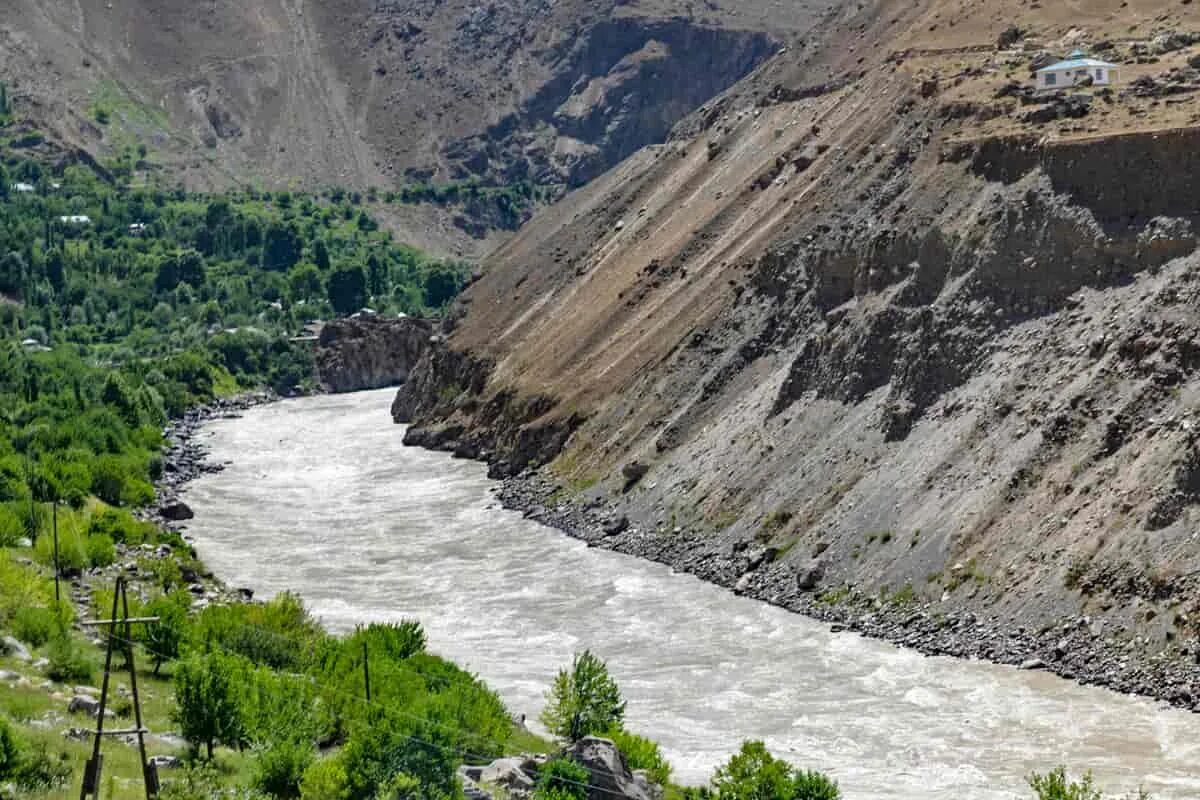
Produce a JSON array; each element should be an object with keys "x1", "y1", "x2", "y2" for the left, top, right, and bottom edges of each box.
[{"x1": 1038, "y1": 49, "x2": 1117, "y2": 72}]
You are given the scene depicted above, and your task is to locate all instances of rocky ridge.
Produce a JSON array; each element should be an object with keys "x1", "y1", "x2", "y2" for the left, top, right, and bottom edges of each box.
[{"x1": 315, "y1": 315, "x2": 435, "y2": 394}]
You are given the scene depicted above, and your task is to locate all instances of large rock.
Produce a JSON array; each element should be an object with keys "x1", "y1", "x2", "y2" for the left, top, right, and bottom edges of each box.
[
  {"x1": 68, "y1": 695, "x2": 102, "y2": 716},
  {"x1": 1, "y1": 636, "x2": 31, "y2": 662},
  {"x1": 568, "y1": 737, "x2": 651, "y2": 800},
  {"x1": 478, "y1": 757, "x2": 536, "y2": 796},
  {"x1": 160, "y1": 501, "x2": 194, "y2": 521},
  {"x1": 315, "y1": 316, "x2": 435, "y2": 393}
]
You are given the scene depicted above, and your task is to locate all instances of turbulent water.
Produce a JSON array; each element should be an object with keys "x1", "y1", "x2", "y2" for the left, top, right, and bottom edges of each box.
[{"x1": 182, "y1": 389, "x2": 1200, "y2": 798}]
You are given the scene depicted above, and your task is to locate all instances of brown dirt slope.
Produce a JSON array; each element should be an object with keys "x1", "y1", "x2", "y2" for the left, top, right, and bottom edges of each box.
[{"x1": 398, "y1": 0, "x2": 1200, "y2": 692}]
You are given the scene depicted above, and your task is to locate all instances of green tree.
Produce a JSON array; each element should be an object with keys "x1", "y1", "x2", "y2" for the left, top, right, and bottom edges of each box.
[
  {"x1": 262, "y1": 221, "x2": 303, "y2": 272},
  {"x1": 312, "y1": 238, "x2": 331, "y2": 271},
  {"x1": 711, "y1": 741, "x2": 839, "y2": 800},
  {"x1": 173, "y1": 652, "x2": 245, "y2": 760},
  {"x1": 288, "y1": 262, "x2": 324, "y2": 303},
  {"x1": 422, "y1": 263, "x2": 461, "y2": 309},
  {"x1": 327, "y1": 266, "x2": 367, "y2": 314},
  {"x1": 540, "y1": 650, "x2": 625, "y2": 742},
  {"x1": 44, "y1": 249, "x2": 65, "y2": 294},
  {"x1": 367, "y1": 252, "x2": 386, "y2": 298},
  {"x1": 142, "y1": 596, "x2": 188, "y2": 676}
]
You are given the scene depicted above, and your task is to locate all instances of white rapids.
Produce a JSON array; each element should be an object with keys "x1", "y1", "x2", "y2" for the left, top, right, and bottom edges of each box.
[{"x1": 182, "y1": 389, "x2": 1200, "y2": 798}]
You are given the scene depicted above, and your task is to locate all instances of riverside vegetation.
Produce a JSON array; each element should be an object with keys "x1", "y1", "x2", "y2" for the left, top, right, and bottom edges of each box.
[{"x1": 0, "y1": 128, "x2": 1155, "y2": 798}]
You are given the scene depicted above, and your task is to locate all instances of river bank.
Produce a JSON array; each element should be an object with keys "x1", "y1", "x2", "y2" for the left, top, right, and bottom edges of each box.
[
  {"x1": 145, "y1": 391, "x2": 278, "y2": 532},
  {"x1": 493, "y1": 470, "x2": 1200, "y2": 715},
  {"x1": 176, "y1": 391, "x2": 1200, "y2": 798}
]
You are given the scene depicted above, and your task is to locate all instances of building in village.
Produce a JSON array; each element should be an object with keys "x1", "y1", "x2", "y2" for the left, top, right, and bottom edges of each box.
[{"x1": 1036, "y1": 50, "x2": 1120, "y2": 91}]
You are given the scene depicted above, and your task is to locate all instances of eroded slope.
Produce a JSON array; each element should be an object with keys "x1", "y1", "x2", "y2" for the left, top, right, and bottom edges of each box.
[{"x1": 398, "y1": 0, "x2": 1200, "y2": 700}]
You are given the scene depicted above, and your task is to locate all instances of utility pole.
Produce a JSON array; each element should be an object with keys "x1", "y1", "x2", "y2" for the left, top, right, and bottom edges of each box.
[
  {"x1": 362, "y1": 639, "x2": 372, "y2": 703},
  {"x1": 52, "y1": 501, "x2": 60, "y2": 607},
  {"x1": 79, "y1": 577, "x2": 160, "y2": 800}
]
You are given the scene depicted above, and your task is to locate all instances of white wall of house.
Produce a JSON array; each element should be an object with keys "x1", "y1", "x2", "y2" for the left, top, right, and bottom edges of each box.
[{"x1": 1037, "y1": 65, "x2": 1117, "y2": 91}]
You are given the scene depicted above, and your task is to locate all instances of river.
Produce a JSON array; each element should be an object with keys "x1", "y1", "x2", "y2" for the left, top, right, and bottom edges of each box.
[{"x1": 181, "y1": 389, "x2": 1200, "y2": 798}]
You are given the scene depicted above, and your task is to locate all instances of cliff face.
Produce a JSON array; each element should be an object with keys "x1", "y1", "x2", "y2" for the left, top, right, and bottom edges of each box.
[
  {"x1": 315, "y1": 317, "x2": 433, "y2": 394},
  {"x1": 398, "y1": 0, "x2": 1200, "y2": 695}
]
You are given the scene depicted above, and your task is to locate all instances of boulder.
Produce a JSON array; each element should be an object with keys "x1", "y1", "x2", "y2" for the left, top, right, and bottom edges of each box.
[
  {"x1": 479, "y1": 757, "x2": 536, "y2": 796},
  {"x1": 160, "y1": 501, "x2": 194, "y2": 521},
  {"x1": 1, "y1": 636, "x2": 31, "y2": 662},
  {"x1": 603, "y1": 516, "x2": 630, "y2": 536},
  {"x1": 68, "y1": 695, "x2": 101, "y2": 716},
  {"x1": 621, "y1": 462, "x2": 649, "y2": 492},
  {"x1": 568, "y1": 737, "x2": 651, "y2": 800},
  {"x1": 796, "y1": 559, "x2": 825, "y2": 592},
  {"x1": 0, "y1": 670, "x2": 20, "y2": 682}
]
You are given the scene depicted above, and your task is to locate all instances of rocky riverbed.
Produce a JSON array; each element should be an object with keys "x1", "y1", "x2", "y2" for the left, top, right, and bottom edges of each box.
[
  {"x1": 144, "y1": 392, "x2": 277, "y2": 532},
  {"x1": 495, "y1": 470, "x2": 1200, "y2": 714}
]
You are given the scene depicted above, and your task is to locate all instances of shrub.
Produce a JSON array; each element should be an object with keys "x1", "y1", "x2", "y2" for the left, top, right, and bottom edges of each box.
[
  {"x1": 34, "y1": 524, "x2": 87, "y2": 572},
  {"x1": 711, "y1": 741, "x2": 839, "y2": 800},
  {"x1": 0, "y1": 715, "x2": 21, "y2": 780},
  {"x1": 534, "y1": 758, "x2": 591, "y2": 800},
  {"x1": 1028, "y1": 768, "x2": 1103, "y2": 800},
  {"x1": 86, "y1": 533, "x2": 116, "y2": 567},
  {"x1": 540, "y1": 650, "x2": 626, "y2": 742},
  {"x1": 89, "y1": 507, "x2": 152, "y2": 545},
  {"x1": 253, "y1": 738, "x2": 315, "y2": 799},
  {"x1": 347, "y1": 620, "x2": 426, "y2": 661},
  {"x1": 604, "y1": 727, "x2": 671, "y2": 786},
  {"x1": 11, "y1": 606, "x2": 57, "y2": 647},
  {"x1": 11, "y1": 741, "x2": 71, "y2": 791},
  {"x1": 0, "y1": 503, "x2": 23, "y2": 546},
  {"x1": 141, "y1": 594, "x2": 189, "y2": 675},
  {"x1": 45, "y1": 633, "x2": 94, "y2": 684},
  {"x1": 299, "y1": 757, "x2": 350, "y2": 800}
]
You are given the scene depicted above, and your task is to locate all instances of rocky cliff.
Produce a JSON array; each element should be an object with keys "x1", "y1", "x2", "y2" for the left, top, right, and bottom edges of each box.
[
  {"x1": 315, "y1": 316, "x2": 433, "y2": 394},
  {"x1": 398, "y1": 0, "x2": 1200, "y2": 704}
]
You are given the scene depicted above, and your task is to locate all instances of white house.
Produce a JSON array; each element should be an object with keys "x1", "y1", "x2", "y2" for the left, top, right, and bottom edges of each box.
[
  {"x1": 1036, "y1": 50, "x2": 1120, "y2": 91},
  {"x1": 59, "y1": 215, "x2": 91, "y2": 225},
  {"x1": 11, "y1": 182, "x2": 34, "y2": 193}
]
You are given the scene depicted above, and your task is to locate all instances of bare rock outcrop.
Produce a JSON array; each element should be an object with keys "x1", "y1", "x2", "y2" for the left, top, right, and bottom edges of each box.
[{"x1": 315, "y1": 316, "x2": 434, "y2": 394}]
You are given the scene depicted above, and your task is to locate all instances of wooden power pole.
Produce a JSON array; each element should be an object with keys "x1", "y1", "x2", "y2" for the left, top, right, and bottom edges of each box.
[{"x1": 79, "y1": 577, "x2": 160, "y2": 800}]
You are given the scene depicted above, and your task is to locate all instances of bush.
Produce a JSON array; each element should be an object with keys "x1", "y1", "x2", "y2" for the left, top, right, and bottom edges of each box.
[
  {"x1": 299, "y1": 757, "x2": 350, "y2": 800},
  {"x1": 89, "y1": 507, "x2": 153, "y2": 545},
  {"x1": 253, "y1": 738, "x2": 315, "y2": 799},
  {"x1": 0, "y1": 715, "x2": 21, "y2": 780},
  {"x1": 34, "y1": 524, "x2": 87, "y2": 572},
  {"x1": 540, "y1": 650, "x2": 626, "y2": 742},
  {"x1": 142, "y1": 594, "x2": 190, "y2": 675},
  {"x1": 86, "y1": 533, "x2": 116, "y2": 567},
  {"x1": 11, "y1": 606, "x2": 57, "y2": 648},
  {"x1": 1028, "y1": 768, "x2": 1103, "y2": 800},
  {"x1": 711, "y1": 741, "x2": 839, "y2": 800},
  {"x1": 534, "y1": 758, "x2": 591, "y2": 800},
  {"x1": 604, "y1": 727, "x2": 671, "y2": 786},
  {"x1": 45, "y1": 633, "x2": 94, "y2": 684},
  {"x1": 0, "y1": 503, "x2": 24, "y2": 546},
  {"x1": 11, "y1": 741, "x2": 71, "y2": 791}
]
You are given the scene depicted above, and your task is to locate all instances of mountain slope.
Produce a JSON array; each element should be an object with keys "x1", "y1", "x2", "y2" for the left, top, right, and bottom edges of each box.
[{"x1": 397, "y1": 0, "x2": 1200, "y2": 702}]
